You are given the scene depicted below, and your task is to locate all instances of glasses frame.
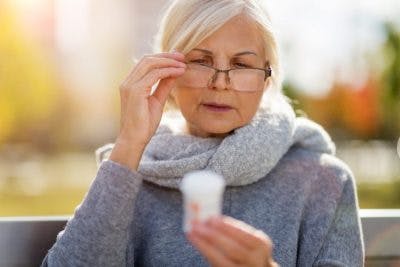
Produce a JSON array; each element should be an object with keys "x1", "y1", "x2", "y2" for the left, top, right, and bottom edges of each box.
[{"x1": 183, "y1": 60, "x2": 272, "y2": 89}]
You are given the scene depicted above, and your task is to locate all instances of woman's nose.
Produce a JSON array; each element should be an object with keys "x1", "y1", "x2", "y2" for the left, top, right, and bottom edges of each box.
[{"x1": 209, "y1": 71, "x2": 230, "y2": 91}]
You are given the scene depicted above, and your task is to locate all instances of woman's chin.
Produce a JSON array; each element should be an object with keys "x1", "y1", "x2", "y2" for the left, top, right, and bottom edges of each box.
[{"x1": 196, "y1": 123, "x2": 236, "y2": 137}]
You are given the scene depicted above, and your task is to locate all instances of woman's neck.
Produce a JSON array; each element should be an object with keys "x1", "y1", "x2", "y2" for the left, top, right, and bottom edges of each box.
[{"x1": 182, "y1": 122, "x2": 232, "y2": 139}]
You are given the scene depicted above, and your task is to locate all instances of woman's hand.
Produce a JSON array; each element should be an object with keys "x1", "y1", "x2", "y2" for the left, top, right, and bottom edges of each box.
[
  {"x1": 109, "y1": 51, "x2": 186, "y2": 170},
  {"x1": 187, "y1": 215, "x2": 279, "y2": 267},
  {"x1": 118, "y1": 51, "x2": 186, "y2": 145}
]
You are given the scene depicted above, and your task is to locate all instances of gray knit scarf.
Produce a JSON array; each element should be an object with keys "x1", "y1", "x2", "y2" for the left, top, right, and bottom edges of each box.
[
  {"x1": 97, "y1": 98, "x2": 335, "y2": 189},
  {"x1": 131, "y1": 100, "x2": 335, "y2": 191}
]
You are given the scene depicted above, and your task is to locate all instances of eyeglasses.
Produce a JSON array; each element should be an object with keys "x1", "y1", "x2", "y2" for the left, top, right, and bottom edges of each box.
[{"x1": 176, "y1": 61, "x2": 272, "y2": 92}]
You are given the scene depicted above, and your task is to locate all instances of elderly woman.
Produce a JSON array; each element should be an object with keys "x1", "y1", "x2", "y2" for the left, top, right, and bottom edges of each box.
[{"x1": 42, "y1": 0, "x2": 364, "y2": 266}]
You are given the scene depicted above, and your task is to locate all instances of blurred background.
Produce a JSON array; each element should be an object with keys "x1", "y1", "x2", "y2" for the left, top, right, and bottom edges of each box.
[{"x1": 0, "y1": 0, "x2": 399, "y2": 216}]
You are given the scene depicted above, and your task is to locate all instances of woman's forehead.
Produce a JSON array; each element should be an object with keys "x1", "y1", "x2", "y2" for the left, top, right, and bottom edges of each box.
[
  {"x1": 186, "y1": 47, "x2": 265, "y2": 61},
  {"x1": 187, "y1": 17, "x2": 265, "y2": 58}
]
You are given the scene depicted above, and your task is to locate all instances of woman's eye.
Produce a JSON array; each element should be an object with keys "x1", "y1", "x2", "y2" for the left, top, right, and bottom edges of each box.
[
  {"x1": 234, "y1": 62, "x2": 250, "y2": 68},
  {"x1": 190, "y1": 59, "x2": 210, "y2": 64}
]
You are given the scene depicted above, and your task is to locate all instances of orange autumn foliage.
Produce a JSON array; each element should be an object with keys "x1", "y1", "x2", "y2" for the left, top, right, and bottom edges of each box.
[{"x1": 301, "y1": 78, "x2": 381, "y2": 139}]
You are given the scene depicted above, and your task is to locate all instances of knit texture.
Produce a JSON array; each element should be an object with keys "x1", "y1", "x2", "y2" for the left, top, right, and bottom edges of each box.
[
  {"x1": 42, "y1": 99, "x2": 364, "y2": 266},
  {"x1": 97, "y1": 99, "x2": 335, "y2": 189}
]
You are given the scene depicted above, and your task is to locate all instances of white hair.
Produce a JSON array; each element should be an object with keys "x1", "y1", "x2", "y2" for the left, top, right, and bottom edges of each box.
[{"x1": 153, "y1": 0, "x2": 287, "y2": 111}]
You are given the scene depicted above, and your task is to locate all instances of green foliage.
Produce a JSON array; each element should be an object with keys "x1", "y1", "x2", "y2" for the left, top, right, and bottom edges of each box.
[
  {"x1": 0, "y1": 187, "x2": 87, "y2": 216},
  {"x1": 0, "y1": 4, "x2": 63, "y2": 146},
  {"x1": 0, "y1": 181, "x2": 399, "y2": 216},
  {"x1": 380, "y1": 23, "x2": 400, "y2": 139},
  {"x1": 357, "y1": 181, "x2": 400, "y2": 208},
  {"x1": 282, "y1": 82, "x2": 307, "y2": 117}
]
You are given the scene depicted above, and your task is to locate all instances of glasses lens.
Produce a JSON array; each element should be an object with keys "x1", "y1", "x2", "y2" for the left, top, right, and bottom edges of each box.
[
  {"x1": 230, "y1": 69, "x2": 265, "y2": 92},
  {"x1": 176, "y1": 63, "x2": 266, "y2": 92},
  {"x1": 176, "y1": 63, "x2": 213, "y2": 88}
]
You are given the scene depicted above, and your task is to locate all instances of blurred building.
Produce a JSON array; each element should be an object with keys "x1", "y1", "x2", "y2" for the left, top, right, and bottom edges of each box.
[
  {"x1": 131, "y1": 0, "x2": 169, "y2": 57},
  {"x1": 54, "y1": 0, "x2": 136, "y2": 146},
  {"x1": 53, "y1": 0, "x2": 171, "y2": 147}
]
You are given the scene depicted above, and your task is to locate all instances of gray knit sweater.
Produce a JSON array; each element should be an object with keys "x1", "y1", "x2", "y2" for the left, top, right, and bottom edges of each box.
[{"x1": 41, "y1": 101, "x2": 365, "y2": 266}]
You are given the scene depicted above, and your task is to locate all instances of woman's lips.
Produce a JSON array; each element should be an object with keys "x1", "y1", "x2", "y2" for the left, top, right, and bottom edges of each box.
[{"x1": 202, "y1": 103, "x2": 233, "y2": 112}]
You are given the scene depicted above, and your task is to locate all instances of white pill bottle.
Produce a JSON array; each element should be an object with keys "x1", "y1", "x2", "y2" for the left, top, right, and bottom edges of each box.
[{"x1": 179, "y1": 170, "x2": 226, "y2": 233}]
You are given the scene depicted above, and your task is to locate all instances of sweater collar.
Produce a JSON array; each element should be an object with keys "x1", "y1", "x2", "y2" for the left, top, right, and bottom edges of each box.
[{"x1": 135, "y1": 99, "x2": 335, "y2": 189}]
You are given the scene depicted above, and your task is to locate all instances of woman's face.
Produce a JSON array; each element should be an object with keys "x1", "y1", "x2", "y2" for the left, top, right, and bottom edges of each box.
[{"x1": 172, "y1": 15, "x2": 270, "y2": 138}]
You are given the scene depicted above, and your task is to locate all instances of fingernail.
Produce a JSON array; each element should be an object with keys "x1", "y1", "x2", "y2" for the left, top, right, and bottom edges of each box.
[{"x1": 194, "y1": 223, "x2": 208, "y2": 235}]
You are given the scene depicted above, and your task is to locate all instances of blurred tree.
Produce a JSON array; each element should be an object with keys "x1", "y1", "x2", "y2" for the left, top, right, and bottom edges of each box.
[
  {"x1": 293, "y1": 79, "x2": 381, "y2": 141},
  {"x1": 283, "y1": 22, "x2": 400, "y2": 141},
  {"x1": 0, "y1": 2, "x2": 66, "y2": 151},
  {"x1": 380, "y1": 22, "x2": 400, "y2": 139},
  {"x1": 282, "y1": 82, "x2": 306, "y2": 117},
  {"x1": 341, "y1": 79, "x2": 380, "y2": 139}
]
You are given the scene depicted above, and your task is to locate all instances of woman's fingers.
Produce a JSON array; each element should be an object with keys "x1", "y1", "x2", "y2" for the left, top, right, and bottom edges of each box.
[
  {"x1": 138, "y1": 66, "x2": 186, "y2": 93},
  {"x1": 210, "y1": 216, "x2": 273, "y2": 252},
  {"x1": 132, "y1": 55, "x2": 186, "y2": 82},
  {"x1": 187, "y1": 217, "x2": 275, "y2": 267},
  {"x1": 151, "y1": 77, "x2": 176, "y2": 107},
  {"x1": 115, "y1": 51, "x2": 186, "y2": 145},
  {"x1": 151, "y1": 51, "x2": 185, "y2": 60},
  {"x1": 187, "y1": 231, "x2": 236, "y2": 267},
  {"x1": 191, "y1": 221, "x2": 248, "y2": 263},
  {"x1": 120, "y1": 52, "x2": 186, "y2": 96},
  {"x1": 129, "y1": 52, "x2": 185, "y2": 81}
]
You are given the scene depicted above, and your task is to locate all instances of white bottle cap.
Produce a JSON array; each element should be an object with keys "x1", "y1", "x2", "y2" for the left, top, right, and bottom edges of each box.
[{"x1": 180, "y1": 170, "x2": 225, "y2": 196}]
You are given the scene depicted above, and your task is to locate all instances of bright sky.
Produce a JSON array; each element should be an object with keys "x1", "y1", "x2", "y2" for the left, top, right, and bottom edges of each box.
[
  {"x1": 8, "y1": 0, "x2": 400, "y2": 96},
  {"x1": 265, "y1": 0, "x2": 400, "y2": 95}
]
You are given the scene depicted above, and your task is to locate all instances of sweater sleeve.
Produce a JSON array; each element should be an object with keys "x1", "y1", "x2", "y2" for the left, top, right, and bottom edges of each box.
[
  {"x1": 40, "y1": 159, "x2": 143, "y2": 267},
  {"x1": 312, "y1": 170, "x2": 365, "y2": 267}
]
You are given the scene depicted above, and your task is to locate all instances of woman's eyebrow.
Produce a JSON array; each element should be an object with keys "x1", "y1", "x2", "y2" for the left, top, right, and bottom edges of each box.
[
  {"x1": 192, "y1": 48, "x2": 258, "y2": 57},
  {"x1": 234, "y1": 51, "x2": 258, "y2": 57}
]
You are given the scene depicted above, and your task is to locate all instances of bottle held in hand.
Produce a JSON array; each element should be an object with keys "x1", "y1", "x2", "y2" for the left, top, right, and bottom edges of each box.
[{"x1": 180, "y1": 170, "x2": 226, "y2": 232}]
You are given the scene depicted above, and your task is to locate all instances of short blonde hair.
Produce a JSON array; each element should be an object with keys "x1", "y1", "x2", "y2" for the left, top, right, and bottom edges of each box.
[{"x1": 153, "y1": 0, "x2": 284, "y2": 111}]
